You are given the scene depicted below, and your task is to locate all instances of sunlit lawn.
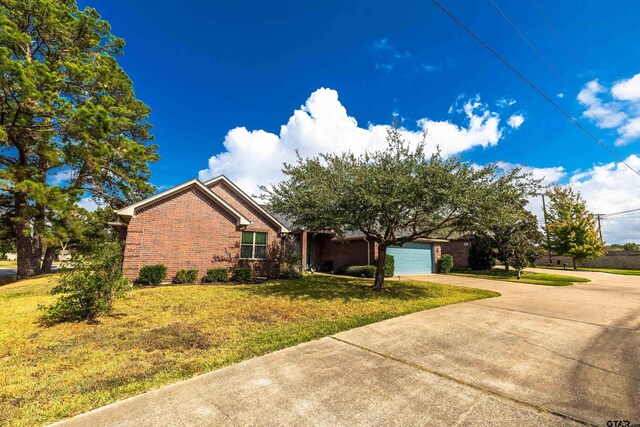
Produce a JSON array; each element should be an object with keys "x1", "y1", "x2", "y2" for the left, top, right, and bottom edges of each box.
[
  {"x1": 450, "y1": 268, "x2": 590, "y2": 286},
  {"x1": 0, "y1": 274, "x2": 498, "y2": 426}
]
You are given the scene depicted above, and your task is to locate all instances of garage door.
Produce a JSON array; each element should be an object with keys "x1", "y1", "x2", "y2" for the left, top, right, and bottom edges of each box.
[{"x1": 387, "y1": 243, "x2": 434, "y2": 274}]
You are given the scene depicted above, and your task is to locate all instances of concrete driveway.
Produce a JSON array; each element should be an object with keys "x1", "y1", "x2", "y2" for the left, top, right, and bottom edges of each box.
[{"x1": 52, "y1": 269, "x2": 639, "y2": 427}]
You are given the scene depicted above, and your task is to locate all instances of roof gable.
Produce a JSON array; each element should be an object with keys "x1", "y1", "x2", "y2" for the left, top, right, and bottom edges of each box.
[
  {"x1": 203, "y1": 175, "x2": 290, "y2": 233},
  {"x1": 116, "y1": 179, "x2": 251, "y2": 226}
]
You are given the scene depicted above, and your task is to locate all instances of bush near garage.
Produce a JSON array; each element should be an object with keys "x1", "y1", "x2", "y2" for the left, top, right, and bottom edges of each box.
[{"x1": 437, "y1": 254, "x2": 454, "y2": 274}]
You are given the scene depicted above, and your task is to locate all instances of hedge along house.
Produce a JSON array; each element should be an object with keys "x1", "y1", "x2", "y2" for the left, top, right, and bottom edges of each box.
[{"x1": 112, "y1": 175, "x2": 459, "y2": 281}]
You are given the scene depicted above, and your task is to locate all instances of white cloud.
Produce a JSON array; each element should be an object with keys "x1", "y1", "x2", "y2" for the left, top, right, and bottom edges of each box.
[
  {"x1": 611, "y1": 73, "x2": 640, "y2": 101},
  {"x1": 577, "y1": 77, "x2": 640, "y2": 146},
  {"x1": 507, "y1": 114, "x2": 525, "y2": 129},
  {"x1": 497, "y1": 162, "x2": 566, "y2": 186},
  {"x1": 505, "y1": 156, "x2": 640, "y2": 243},
  {"x1": 496, "y1": 98, "x2": 516, "y2": 108},
  {"x1": 199, "y1": 88, "x2": 515, "y2": 197},
  {"x1": 48, "y1": 169, "x2": 73, "y2": 186},
  {"x1": 556, "y1": 92, "x2": 564, "y2": 99},
  {"x1": 77, "y1": 197, "x2": 100, "y2": 212},
  {"x1": 577, "y1": 80, "x2": 625, "y2": 128}
]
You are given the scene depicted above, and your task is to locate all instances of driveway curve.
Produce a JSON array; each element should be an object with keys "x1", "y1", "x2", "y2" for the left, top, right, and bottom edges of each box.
[{"x1": 52, "y1": 269, "x2": 639, "y2": 427}]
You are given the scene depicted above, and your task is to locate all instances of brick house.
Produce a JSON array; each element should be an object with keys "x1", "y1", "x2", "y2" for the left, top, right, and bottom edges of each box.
[{"x1": 112, "y1": 176, "x2": 469, "y2": 281}]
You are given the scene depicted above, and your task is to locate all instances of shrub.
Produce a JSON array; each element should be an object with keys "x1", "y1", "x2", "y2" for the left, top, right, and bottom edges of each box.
[
  {"x1": 437, "y1": 254, "x2": 454, "y2": 274},
  {"x1": 335, "y1": 265, "x2": 348, "y2": 275},
  {"x1": 280, "y1": 265, "x2": 303, "y2": 279},
  {"x1": 234, "y1": 267, "x2": 254, "y2": 282},
  {"x1": 205, "y1": 268, "x2": 229, "y2": 283},
  {"x1": 345, "y1": 265, "x2": 376, "y2": 278},
  {"x1": 174, "y1": 269, "x2": 199, "y2": 284},
  {"x1": 41, "y1": 242, "x2": 131, "y2": 323},
  {"x1": 468, "y1": 236, "x2": 495, "y2": 270},
  {"x1": 138, "y1": 264, "x2": 167, "y2": 285}
]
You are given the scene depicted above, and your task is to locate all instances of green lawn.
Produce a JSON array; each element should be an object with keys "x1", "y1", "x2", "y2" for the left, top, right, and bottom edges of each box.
[
  {"x1": 534, "y1": 265, "x2": 640, "y2": 276},
  {"x1": 450, "y1": 268, "x2": 590, "y2": 286},
  {"x1": 0, "y1": 274, "x2": 498, "y2": 426}
]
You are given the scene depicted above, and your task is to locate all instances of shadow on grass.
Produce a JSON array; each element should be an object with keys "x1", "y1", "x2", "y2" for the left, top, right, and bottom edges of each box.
[{"x1": 244, "y1": 274, "x2": 438, "y2": 302}]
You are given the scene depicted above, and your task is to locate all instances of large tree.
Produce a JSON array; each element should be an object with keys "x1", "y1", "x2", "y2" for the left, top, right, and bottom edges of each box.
[
  {"x1": 264, "y1": 122, "x2": 539, "y2": 290},
  {"x1": 0, "y1": 0, "x2": 158, "y2": 278},
  {"x1": 544, "y1": 185, "x2": 605, "y2": 269}
]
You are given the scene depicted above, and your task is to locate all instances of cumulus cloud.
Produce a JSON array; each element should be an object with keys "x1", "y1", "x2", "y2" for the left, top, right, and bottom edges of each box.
[
  {"x1": 577, "y1": 77, "x2": 640, "y2": 146},
  {"x1": 507, "y1": 114, "x2": 525, "y2": 129},
  {"x1": 505, "y1": 156, "x2": 640, "y2": 243},
  {"x1": 611, "y1": 73, "x2": 640, "y2": 101},
  {"x1": 556, "y1": 92, "x2": 564, "y2": 99},
  {"x1": 199, "y1": 88, "x2": 515, "y2": 197},
  {"x1": 497, "y1": 162, "x2": 566, "y2": 186},
  {"x1": 577, "y1": 80, "x2": 625, "y2": 128}
]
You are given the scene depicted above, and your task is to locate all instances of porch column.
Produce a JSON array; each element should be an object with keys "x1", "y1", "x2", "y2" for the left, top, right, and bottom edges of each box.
[{"x1": 300, "y1": 231, "x2": 308, "y2": 272}]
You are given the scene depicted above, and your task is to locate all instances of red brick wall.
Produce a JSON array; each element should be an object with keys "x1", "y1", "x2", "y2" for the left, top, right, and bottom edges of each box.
[
  {"x1": 122, "y1": 185, "x2": 281, "y2": 281},
  {"x1": 439, "y1": 240, "x2": 471, "y2": 268}
]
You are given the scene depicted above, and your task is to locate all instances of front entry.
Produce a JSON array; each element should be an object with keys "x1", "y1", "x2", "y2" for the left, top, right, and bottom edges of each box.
[{"x1": 387, "y1": 243, "x2": 434, "y2": 274}]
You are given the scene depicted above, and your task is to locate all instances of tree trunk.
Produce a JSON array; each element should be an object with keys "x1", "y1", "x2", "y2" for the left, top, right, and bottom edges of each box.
[
  {"x1": 372, "y1": 245, "x2": 386, "y2": 291},
  {"x1": 515, "y1": 268, "x2": 521, "y2": 279},
  {"x1": 15, "y1": 195, "x2": 41, "y2": 279},
  {"x1": 572, "y1": 258, "x2": 577, "y2": 270},
  {"x1": 504, "y1": 262, "x2": 510, "y2": 272},
  {"x1": 41, "y1": 246, "x2": 56, "y2": 273}
]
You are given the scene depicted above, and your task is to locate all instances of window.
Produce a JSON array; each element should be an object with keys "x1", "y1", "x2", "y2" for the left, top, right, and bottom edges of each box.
[{"x1": 240, "y1": 231, "x2": 267, "y2": 259}]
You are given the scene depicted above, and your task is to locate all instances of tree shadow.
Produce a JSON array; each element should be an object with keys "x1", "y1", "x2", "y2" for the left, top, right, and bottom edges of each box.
[{"x1": 244, "y1": 275, "x2": 437, "y2": 302}]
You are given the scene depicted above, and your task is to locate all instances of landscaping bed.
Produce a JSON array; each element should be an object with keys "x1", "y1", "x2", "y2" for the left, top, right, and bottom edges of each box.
[
  {"x1": 0, "y1": 274, "x2": 497, "y2": 426},
  {"x1": 449, "y1": 268, "x2": 590, "y2": 286}
]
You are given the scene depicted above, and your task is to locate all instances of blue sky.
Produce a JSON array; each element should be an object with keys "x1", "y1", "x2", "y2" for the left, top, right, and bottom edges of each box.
[{"x1": 79, "y1": 0, "x2": 640, "y2": 242}]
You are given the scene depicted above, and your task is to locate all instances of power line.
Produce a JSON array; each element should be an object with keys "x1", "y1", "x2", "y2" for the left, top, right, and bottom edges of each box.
[
  {"x1": 430, "y1": 0, "x2": 640, "y2": 180},
  {"x1": 603, "y1": 207, "x2": 640, "y2": 217},
  {"x1": 529, "y1": 0, "x2": 640, "y2": 140},
  {"x1": 489, "y1": 0, "x2": 640, "y2": 141}
]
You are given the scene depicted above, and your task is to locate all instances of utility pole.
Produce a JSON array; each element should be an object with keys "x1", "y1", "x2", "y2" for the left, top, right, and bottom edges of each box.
[
  {"x1": 595, "y1": 214, "x2": 604, "y2": 244},
  {"x1": 542, "y1": 194, "x2": 552, "y2": 265}
]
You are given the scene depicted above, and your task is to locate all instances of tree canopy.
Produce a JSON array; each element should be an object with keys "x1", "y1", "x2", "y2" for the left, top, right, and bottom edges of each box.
[
  {"x1": 544, "y1": 185, "x2": 605, "y2": 269},
  {"x1": 0, "y1": 0, "x2": 158, "y2": 277},
  {"x1": 264, "y1": 122, "x2": 539, "y2": 289}
]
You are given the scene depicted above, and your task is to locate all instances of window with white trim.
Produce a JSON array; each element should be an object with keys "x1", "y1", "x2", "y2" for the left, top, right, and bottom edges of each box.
[{"x1": 240, "y1": 231, "x2": 267, "y2": 259}]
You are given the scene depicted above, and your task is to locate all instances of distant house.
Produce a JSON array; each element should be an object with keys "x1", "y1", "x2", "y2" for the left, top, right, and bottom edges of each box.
[{"x1": 111, "y1": 175, "x2": 470, "y2": 281}]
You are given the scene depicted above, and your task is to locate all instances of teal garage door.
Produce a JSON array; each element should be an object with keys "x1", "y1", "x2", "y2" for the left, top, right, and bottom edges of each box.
[{"x1": 387, "y1": 243, "x2": 434, "y2": 274}]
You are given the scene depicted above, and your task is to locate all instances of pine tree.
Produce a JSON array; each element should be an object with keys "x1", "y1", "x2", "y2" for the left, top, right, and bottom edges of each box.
[{"x1": 0, "y1": 1, "x2": 158, "y2": 278}]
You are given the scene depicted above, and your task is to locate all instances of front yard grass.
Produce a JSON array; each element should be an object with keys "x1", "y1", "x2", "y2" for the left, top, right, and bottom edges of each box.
[
  {"x1": 534, "y1": 265, "x2": 640, "y2": 276},
  {"x1": 450, "y1": 268, "x2": 590, "y2": 286},
  {"x1": 0, "y1": 274, "x2": 498, "y2": 426}
]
